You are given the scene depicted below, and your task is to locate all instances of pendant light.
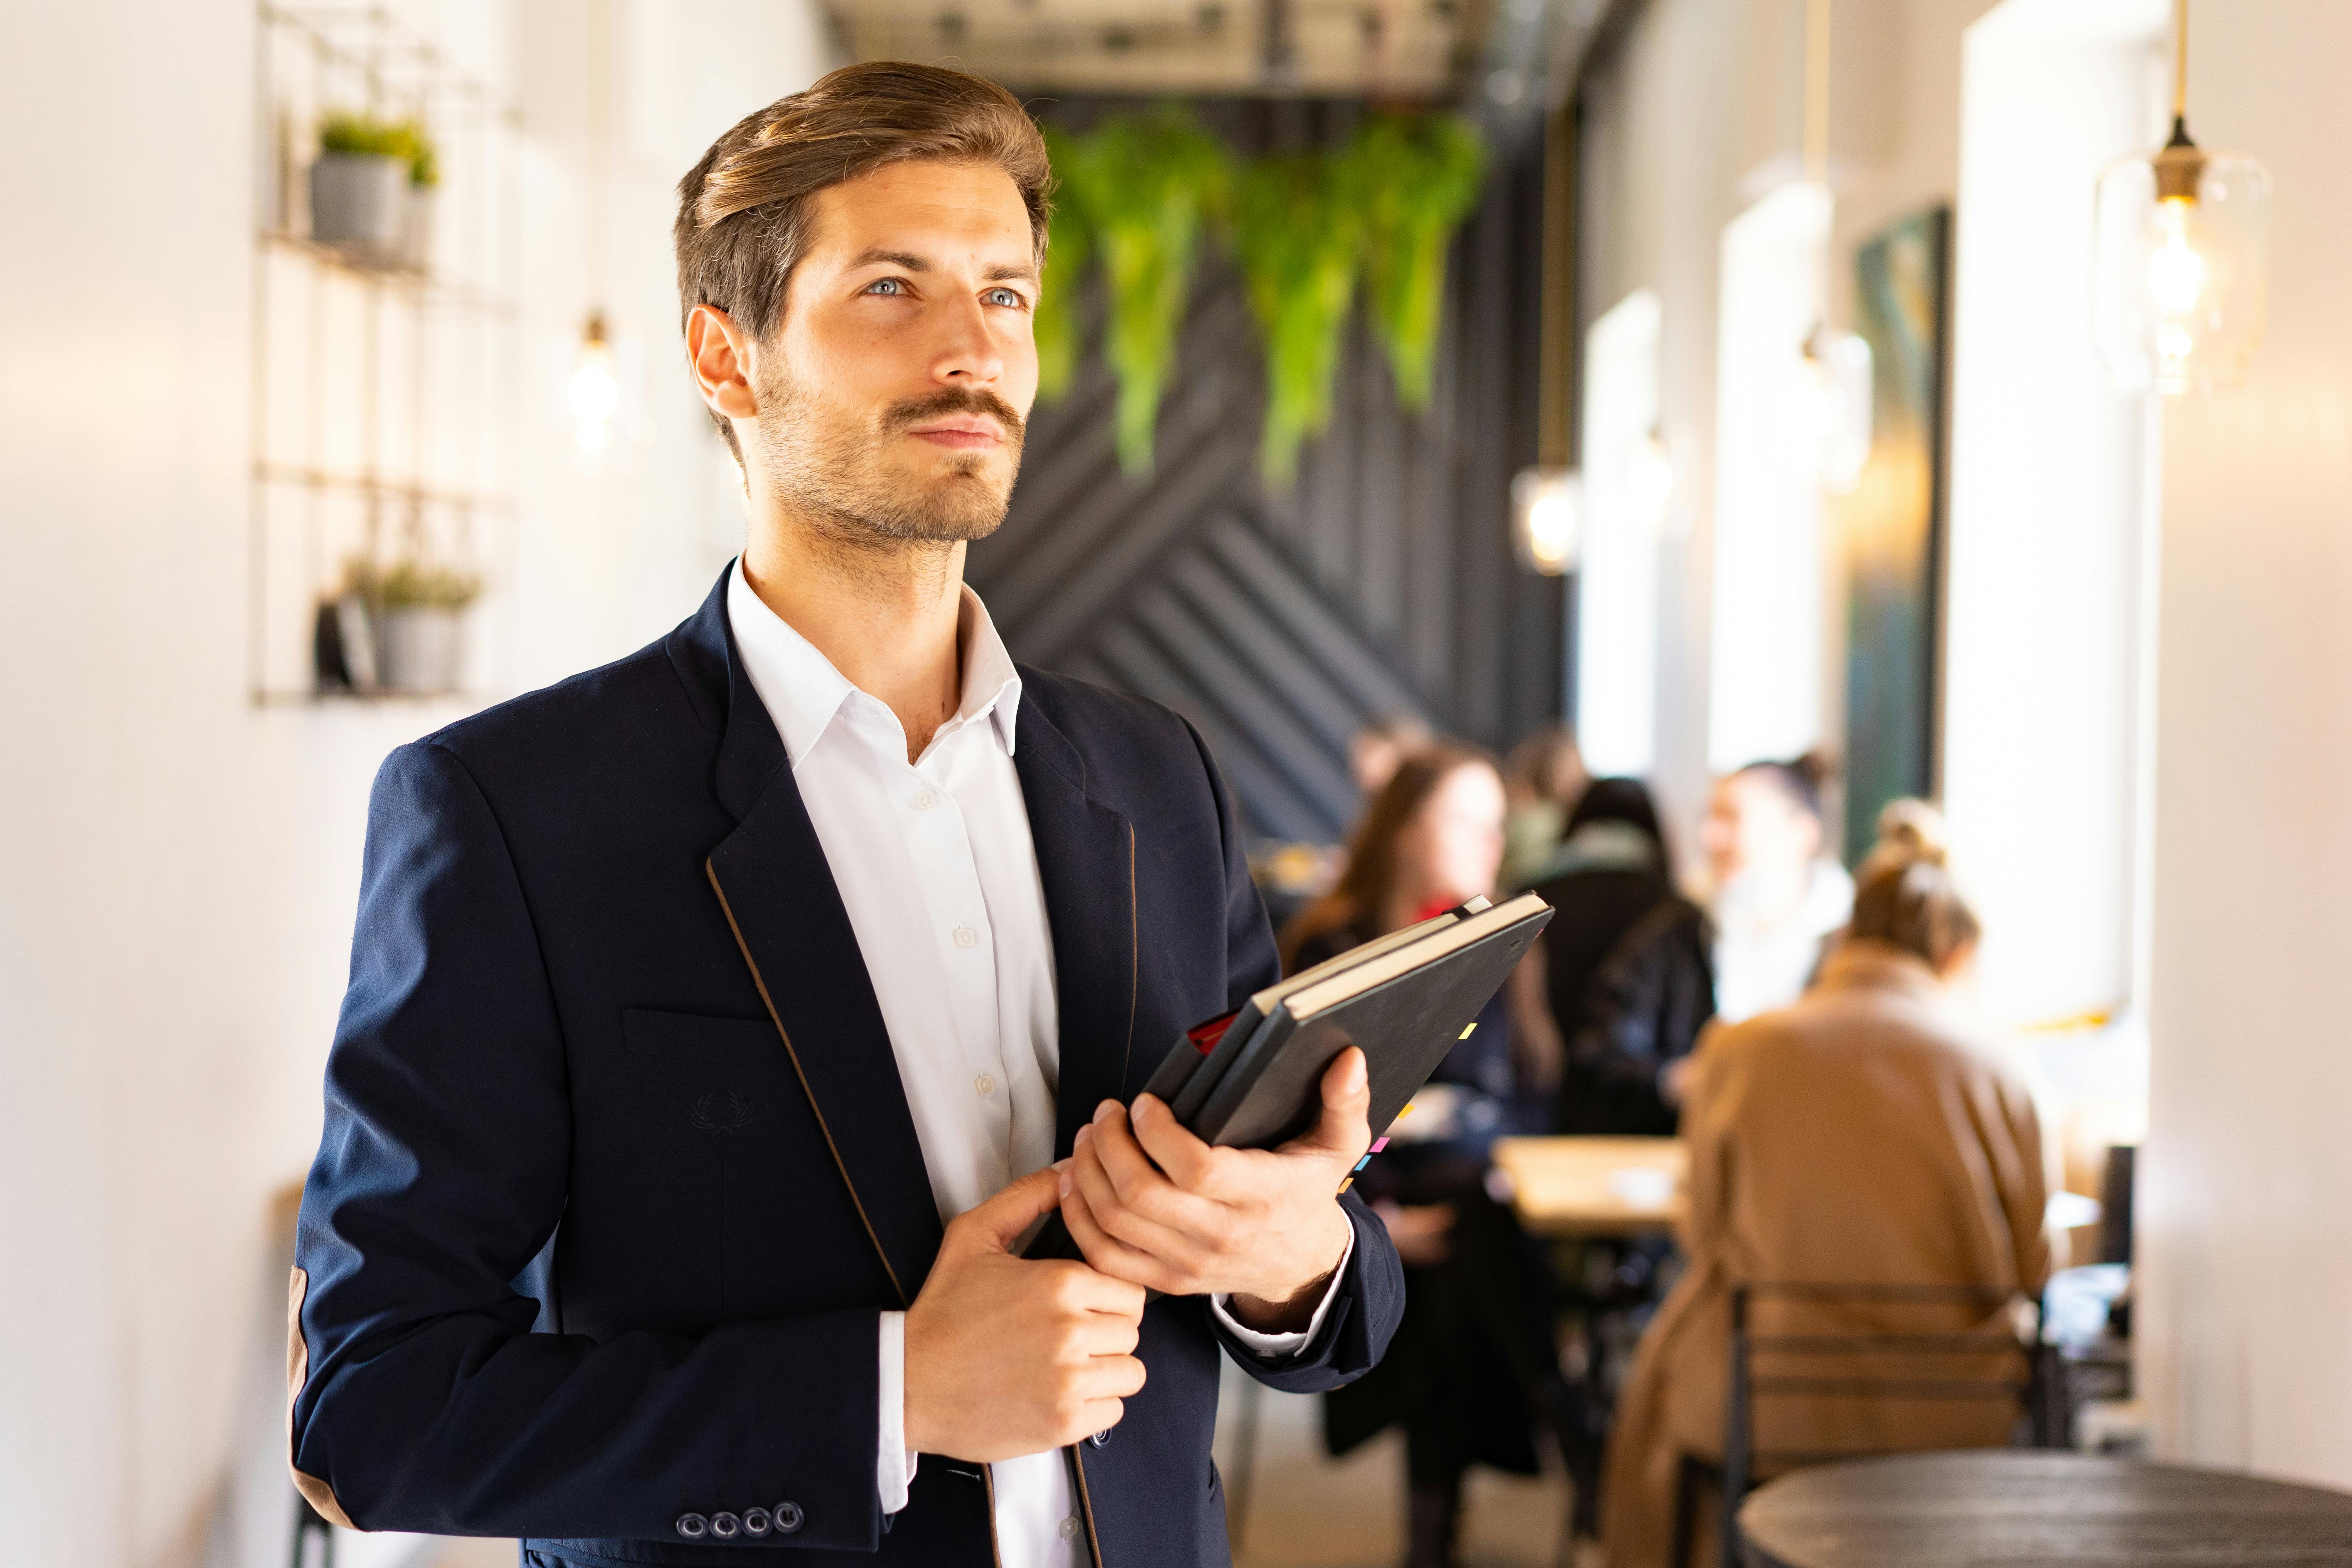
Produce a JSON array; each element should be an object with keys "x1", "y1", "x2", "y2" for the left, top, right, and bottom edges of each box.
[
  {"x1": 569, "y1": 0, "x2": 620, "y2": 459},
  {"x1": 1797, "y1": 0, "x2": 1871, "y2": 494},
  {"x1": 1511, "y1": 467, "x2": 1581, "y2": 575},
  {"x1": 2093, "y1": 0, "x2": 2270, "y2": 394}
]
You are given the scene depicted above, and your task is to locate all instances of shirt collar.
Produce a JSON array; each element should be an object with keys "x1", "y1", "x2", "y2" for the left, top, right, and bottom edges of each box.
[{"x1": 725, "y1": 556, "x2": 1023, "y2": 768}]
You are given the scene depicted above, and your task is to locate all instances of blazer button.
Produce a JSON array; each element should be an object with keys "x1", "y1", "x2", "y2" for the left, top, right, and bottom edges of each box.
[
  {"x1": 774, "y1": 1501, "x2": 805, "y2": 1533},
  {"x1": 1089, "y1": 1429, "x2": 1112, "y2": 1448},
  {"x1": 709, "y1": 1511, "x2": 741, "y2": 1538},
  {"x1": 674, "y1": 1514, "x2": 709, "y2": 1538},
  {"x1": 742, "y1": 1507, "x2": 773, "y2": 1536}
]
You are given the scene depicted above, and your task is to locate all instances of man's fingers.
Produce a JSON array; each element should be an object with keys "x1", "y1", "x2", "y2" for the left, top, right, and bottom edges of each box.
[
  {"x1": 958, "y1": 1165, "x2": 1066, "y2": 1252},
  {"x1": 1070, "y1": 1142, "x2": 1209, "y2": 1278},
  {"x1": 1040, "y1": 1255, "x2": 1148, "y2": 1319},
  {"x1": 1089, "y1": 1103, "x2": 1217, "y2": 1231},
  {"x1": 1285, "y1": 1046, "x2": 1373, "y2": 1161},
  {"x1": 1061, "y1": 1179, "x2": 1191, "y2": 1295},
  {"x1": 1128, "y1": 1094, "x2": 1218, "y2": 1192}
]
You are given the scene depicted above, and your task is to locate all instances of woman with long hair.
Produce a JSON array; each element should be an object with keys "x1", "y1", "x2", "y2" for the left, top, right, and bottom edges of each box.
[{"x1": 1283, "y1": 745, "x2": 1555, "y2": 1568}]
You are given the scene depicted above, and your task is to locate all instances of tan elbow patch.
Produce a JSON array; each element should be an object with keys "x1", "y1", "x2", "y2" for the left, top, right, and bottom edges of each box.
[{"x1": 286, "y1": 1266, "x2": 356, "y2": 1530}]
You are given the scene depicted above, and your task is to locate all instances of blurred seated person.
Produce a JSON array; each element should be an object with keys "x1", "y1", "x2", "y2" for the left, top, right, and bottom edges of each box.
[
  {"x1": 1348, "y1": 711, "x2": 1434, "y2": 802},
  {"x1": 1499, "y1": 722, "x2": 1589, "y2": 889},
  {"x1": 1599, "y1": 809, "x2": 2052, "y2": 1568},
  {"x1": 1702, "y1": 753, "x2": 1852, "y2": 1023},
  {"x1": 1513, "y1": 779, "x2": 1715, "y2": 1135},
  {"x1": 1281, "y1": 745, "x2": 1556, "y2": 1568}
]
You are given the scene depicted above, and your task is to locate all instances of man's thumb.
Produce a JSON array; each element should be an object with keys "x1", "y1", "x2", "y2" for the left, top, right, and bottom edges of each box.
[
  {"x1": 960, "y1": 1165, "x2": 1065, "y2": 1253},
  {"x1": 1298, "y1": 1046, "x2": 1372, "y2": 1156}
]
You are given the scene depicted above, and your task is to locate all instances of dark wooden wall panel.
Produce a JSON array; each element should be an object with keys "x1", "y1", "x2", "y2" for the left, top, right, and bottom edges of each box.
[{"x1": 969, "y1": 96, "x2": 1562, "y2": 843}]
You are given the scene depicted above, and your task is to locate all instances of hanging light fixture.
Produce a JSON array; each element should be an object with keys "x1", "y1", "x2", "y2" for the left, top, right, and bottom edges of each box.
[
  {"x1": 569, "y1": 0, "x2": 620, "y2": 461},
  {"x1": 1511, "y1": 467, "x2": 1581, "y2": 575},
  {"x1": 1625, "y1": 428, "x2": 1676, "y2": 526},
  {"x1": 1797, "y1": 0, "x2": 1872, "y2": 494},
  {"x1": 2093, "y1": 0, "x2": 2270, "y2": 394}
]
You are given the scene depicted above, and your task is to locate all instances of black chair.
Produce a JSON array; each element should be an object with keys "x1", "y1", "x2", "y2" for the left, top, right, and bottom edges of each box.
[{"x1": 1670, "y1": 1281, "x2": 2068, "y2": 1568}]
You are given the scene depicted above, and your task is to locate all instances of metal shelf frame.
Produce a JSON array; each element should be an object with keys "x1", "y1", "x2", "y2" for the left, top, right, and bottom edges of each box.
[{"x1": 246, "y1": 4, "x2": 523, "y2": 703}]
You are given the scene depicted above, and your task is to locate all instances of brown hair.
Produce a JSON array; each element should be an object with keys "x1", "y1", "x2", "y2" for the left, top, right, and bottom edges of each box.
[
  {"x1": 673, "y1": 61, "x2": 1054, "y2": 457},
  {"x1": 1849, "y1": 799, "x2": 1981, "y2": 970},
  {"x1": 1280, "y1": 742, "x2": 1497, "y2": 972}
]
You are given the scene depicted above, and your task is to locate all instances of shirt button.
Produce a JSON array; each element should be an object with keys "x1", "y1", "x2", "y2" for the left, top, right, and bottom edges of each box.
[
  {"x1": 953, "y1": 925, "x2": 978, "y2": 949},
  {"x1": 1060, "y1": 1517, "x2": 1080, "y2": 1541},
  {"x1": 913, "y1": 789, "x2": 936, "y2": 809},
  {"x1": 976, "y1": 1073, "x2": 995, "y2": 1097}
]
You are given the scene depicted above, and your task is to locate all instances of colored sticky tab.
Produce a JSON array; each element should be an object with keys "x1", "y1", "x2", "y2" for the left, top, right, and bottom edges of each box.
[
  {"x1": 1370, "y1": 1137, "x2": 1389, "y2": 1153},
  {"x1": 1459, "y1": 1022, "x2": 1477, "y2": 1039},
  {"x1": 1352, "y1": 1156, "x2": 1370, "y2": 1172},
  {"x1": 1336, "y1": 1176, "x2": 1355, "y2": 1195},
  {"x1": 1397, "y1": 1103, "x2": 1416, "y2": 1120}
]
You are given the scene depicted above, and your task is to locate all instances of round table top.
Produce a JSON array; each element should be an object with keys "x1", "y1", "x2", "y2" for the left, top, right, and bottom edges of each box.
[{"x1": 1739, "y1": 1451, "x2": 2352, "y2": 1568}]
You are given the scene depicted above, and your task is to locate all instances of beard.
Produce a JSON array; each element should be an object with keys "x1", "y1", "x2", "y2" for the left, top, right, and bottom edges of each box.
[{"x1": 752, "y1": 368, "x2": 1026, "y2": 548}]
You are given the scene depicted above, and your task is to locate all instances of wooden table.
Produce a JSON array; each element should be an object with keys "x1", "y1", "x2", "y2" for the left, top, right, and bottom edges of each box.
[
  {"x1": 1738, "y1": 1451, "x2": 2352, "y2": 1568},
  {"x1": 1489, "y1": 1135, "x2": 1686, "y2": 1237}
]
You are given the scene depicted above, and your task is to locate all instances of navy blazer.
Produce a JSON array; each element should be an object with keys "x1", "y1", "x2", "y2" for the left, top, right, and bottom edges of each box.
[{"x1": 290, "y1": 570, "x2": 1404, "y2": 1567}]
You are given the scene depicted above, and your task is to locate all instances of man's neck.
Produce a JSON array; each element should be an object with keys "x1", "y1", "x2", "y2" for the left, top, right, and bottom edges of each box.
[{"x1": 741, "y1": 515, "x2": 967, "y2": 765}]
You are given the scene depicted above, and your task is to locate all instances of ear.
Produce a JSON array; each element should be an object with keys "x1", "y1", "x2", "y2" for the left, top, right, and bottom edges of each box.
[{"x1": 685, "y1": 304, "x2": 761, "y2": 424}]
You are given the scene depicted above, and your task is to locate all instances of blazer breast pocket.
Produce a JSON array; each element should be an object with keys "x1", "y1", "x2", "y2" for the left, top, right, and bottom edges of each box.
[{"x1": 596, "y1": 1007, "x2": 872, "y2": 1324}]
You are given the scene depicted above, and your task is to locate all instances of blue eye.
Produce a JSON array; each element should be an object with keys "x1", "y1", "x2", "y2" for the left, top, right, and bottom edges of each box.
[
  {"x1": 985, "y1": 287, "x2": 1026, "y2": 309},
  {"x1": 867, "y1": 278, "x2": 906, "y2": 296}
]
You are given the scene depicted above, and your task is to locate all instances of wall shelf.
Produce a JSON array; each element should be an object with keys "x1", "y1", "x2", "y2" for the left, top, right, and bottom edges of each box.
[{"x1": 247, "y1": 4, "x2": 522, "y2": 703}]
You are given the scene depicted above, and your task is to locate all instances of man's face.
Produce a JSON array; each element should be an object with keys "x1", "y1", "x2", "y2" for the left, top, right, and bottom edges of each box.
[{"x1": 744, "y1": 158, "x2": 1040, "y2": 545}]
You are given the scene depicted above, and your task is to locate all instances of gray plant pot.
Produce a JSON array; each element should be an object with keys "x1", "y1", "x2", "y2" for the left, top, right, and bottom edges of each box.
[
  {"x1": 377, "y1": 605, "x2": 465, "y2": 694},
  {"x1": 400, "y1": 186, "x2": 436, "y2": 272},
  {"x1": 310, "y1": 153, "x2": 407, "y2": 260}
]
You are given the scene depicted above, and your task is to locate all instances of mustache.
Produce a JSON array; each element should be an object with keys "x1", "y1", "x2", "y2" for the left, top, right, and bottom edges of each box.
[{"x1": 884, "y1": 387, "x2": 1027, "y2": 445}]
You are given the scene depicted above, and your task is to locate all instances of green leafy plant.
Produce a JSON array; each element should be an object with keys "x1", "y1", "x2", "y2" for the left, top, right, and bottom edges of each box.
[
  {"x1": 344, "y1": 556, "x2": 481, "y2": 611},
  {"x1": 1355, "y1": 114, "x2": 1486, "y2": 412},
  {"x1": 319, "y1": 111, "x2": 439, "y2": 189},
  {"x1": 1230, "y1": 152, "x2": 1365, "y2": 490},
  {"x1": 1032, "y1": 126, "x2": 1094, "y2": 405},
  {"x1": 1050, "y1": 109, "x2": 1230, "y2": 476}
]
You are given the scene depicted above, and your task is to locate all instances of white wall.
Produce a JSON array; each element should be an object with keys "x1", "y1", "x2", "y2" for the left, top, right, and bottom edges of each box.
[
  {"x1": 1945, "y1": 0, "x2": 2165, "y2": 1031},
  {"x1": 1575, "y1": 0, "x2": 2002, "y2": 857},
  {"x1": 2134, "y1": 0, "x2": 2352, "y2": 1488},
  {"x1": 0, "y1": 4, "x2": 836, "y2": 1565}
]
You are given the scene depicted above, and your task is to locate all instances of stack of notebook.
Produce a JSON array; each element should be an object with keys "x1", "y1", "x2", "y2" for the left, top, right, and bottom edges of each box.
[{"x1": 1025, "y1": 890, "x2": 1552, "y2": 1260}]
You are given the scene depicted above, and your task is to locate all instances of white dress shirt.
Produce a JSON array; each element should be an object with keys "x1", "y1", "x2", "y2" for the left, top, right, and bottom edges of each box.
[{"x1": 724, "y1": 562, "x2": 1343, "y2": 1565}]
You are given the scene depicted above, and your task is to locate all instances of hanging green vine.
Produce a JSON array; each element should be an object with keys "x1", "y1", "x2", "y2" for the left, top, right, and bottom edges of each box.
[
  {"x1": 1230, "y1": 152, "x2": 1365, "y2": 490},
  {"x1": 1031, "y1": 109, "x2": 1485, "y2": 483},
  {"x1": 1355, "y1": 114, "x2": 1486, "y2": 413},
  {"x1": 1046, "y1": 109, "x2": 1229, "y2": 476},
  {"x1": 1033, "y1": 126, "x2": 1092, "y2": 405}
]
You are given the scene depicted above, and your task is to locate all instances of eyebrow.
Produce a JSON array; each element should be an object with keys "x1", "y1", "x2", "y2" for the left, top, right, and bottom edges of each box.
[{"x1": 846, "y1": 247, "x2": 1038, "y2": 285}]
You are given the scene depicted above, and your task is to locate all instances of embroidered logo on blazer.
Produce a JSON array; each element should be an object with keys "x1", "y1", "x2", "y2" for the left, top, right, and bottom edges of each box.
[{"x1": 689, "y1": 1091, "x2": 756, "y2": 1136}]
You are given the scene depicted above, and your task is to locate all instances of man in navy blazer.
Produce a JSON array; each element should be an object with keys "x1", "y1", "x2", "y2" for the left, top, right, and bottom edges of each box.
[{"x1": 289, "y1": 61, "x2": 1403, "y2": 1567}]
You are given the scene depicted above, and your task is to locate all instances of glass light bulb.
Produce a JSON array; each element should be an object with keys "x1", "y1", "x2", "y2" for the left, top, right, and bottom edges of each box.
[
  {"x1": 1510, "y1": 467, "x2": 1581, "y2": 575},
  {"x1": 568, "y1": 339, "x2": 620, "y2": 425},
  {"x1": 2147, "y1": 196, "x2": 2208, "y2": 317},
  {"x1": 2094, "y1": 145, "x2": 2270, "y2": 395}
]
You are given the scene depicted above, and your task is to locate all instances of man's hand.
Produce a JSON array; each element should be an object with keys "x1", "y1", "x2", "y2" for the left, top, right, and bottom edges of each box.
[
  {"x1": 1058, "y1": 1046, "x2": 1371, "y2": 1333},
  {"x1": 904, "y1": 1167, "x2": 1148, "y2": 1461}
]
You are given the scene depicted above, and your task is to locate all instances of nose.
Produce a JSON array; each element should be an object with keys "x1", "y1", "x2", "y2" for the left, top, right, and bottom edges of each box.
[{"x1": 933, "y1": 294, "x2": 1005, "y2": 388}]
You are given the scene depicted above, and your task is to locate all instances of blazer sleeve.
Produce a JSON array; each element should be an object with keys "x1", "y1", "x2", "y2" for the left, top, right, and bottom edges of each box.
[
  {"x1": 1178, "y1": 718, "x2": 1405, "y2": 1388},
  {"x1": 290, "y1": 741, "x2": 886, "y2": 1548}
]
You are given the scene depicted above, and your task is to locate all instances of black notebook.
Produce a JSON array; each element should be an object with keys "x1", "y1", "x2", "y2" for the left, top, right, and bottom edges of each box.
[{"x1": 1024, "y1": 891, "x2": 1553, "y2": 1262}]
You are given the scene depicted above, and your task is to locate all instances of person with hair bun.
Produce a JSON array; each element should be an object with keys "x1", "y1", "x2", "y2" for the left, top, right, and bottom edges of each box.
[
  {"x1": 1598, "y1": 801, "x2": 2051, "y2": 1568},
  {"x1": 1701, "y1": 751, "x2": 1854, "y2": 1023}
]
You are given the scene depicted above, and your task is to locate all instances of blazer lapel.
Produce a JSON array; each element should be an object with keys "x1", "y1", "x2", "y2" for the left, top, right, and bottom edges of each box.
[
  {"x1": 1014, "y1": 695, "x2": 1142, "y2": 1160},
  {"x1": 698, "y1": 587, "x2": 944, "y2": 1307}
]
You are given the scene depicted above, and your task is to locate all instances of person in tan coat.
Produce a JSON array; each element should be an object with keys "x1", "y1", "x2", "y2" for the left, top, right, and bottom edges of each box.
[{"x1": 1599, "y1": 807, "x2": 2051, "y2": 1568}]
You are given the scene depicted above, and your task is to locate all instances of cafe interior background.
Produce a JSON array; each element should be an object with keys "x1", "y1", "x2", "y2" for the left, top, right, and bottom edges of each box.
[{"x1": 4, "y1": 0, "x2": 2350, "y2": 1563}]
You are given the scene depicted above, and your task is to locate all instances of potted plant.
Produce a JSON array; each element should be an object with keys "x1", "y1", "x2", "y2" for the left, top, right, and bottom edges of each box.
[
  {"x1": 398, "y1": 129, "x2": 440, "y2": 271},
  {"x1": 312, "y1": 112, "x2": 436, "y2": 267},
  {"x1": 339, "y1": 555, "x2": 481, "y2": 693}
]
